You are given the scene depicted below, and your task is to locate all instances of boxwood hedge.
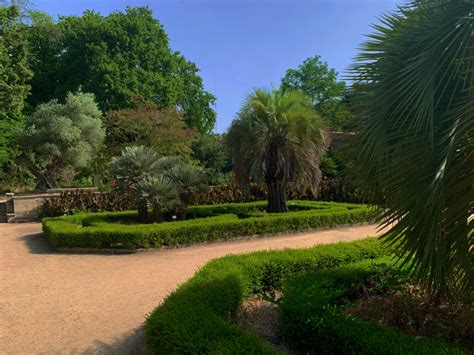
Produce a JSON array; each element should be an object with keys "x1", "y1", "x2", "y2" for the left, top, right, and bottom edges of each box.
[
  {"x1": 280, "y1": 259, "x2": 464, "y2": 354},
  {"x1": 144, "y1": 238, "x2": 388, "y2": 354},
  {"x1": 42, "y1": 200, "x2": 374, "y2": 250},
  {"x1": 144, "y1": 240, "x2": 464, "y2": 354}
]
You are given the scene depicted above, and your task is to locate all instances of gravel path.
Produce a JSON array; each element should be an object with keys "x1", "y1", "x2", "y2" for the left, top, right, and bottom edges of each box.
[{"x1": 0, "y1": 223, "x2": 384, "y2": 354}]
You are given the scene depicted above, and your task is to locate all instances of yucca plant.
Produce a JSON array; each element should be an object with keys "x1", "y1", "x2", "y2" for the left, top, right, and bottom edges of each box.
[
  {"x1": 227, "y1": 89, "x2": 329, "y2": 212},
  {"x1": 349, "y1": 0, "x2": 473, "y2": 300},
  {"x1": 138, "y1": 175, "x2": 180, "y2": 223},
  {"x1": 110, "y1": 145, "x2": 161, "y2": 222}
]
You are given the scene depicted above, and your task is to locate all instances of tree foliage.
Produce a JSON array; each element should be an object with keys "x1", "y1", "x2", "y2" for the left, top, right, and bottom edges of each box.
[
  {"x1": 15, "y1": 92, "x2": 105, "y2": 189},
  {"x1": 110, "y1": 145, "x2": 208, "y2": 223},
  {"x1": 104, "y1": 105, "x2": 199, "y2": 159},
  {"x1": 26, "y1": 7, "x2": 216, "y2": 132},
  {"x1": 281, "y1": 55, "x2": 351, "y2": 130},
  {"x1": 192, "y1": 133, "x2": 231, "y2": 184},
  {"x1": 349, "y1": 0, "x2": 473, "y2": 299},
  {"x1": 0, "y1": 5, "x2": 33, "y2": 164},
  {"x1": 227, "y1": 89, "x2": 329, "y2": 213}
]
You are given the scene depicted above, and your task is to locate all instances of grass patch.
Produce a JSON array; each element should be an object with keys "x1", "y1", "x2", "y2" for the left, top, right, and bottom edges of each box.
[{"x1": 42, "y1": 200, "x2": 374, "y2": 250}]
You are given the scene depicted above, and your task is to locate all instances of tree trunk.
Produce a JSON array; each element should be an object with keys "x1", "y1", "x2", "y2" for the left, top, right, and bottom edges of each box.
[
  {"x1": 266, "y1": 181, "x2": 288, "y2": 213},
  {"x1": 152, "y1": 206, "x2": 164, "y2": 223},
  {"x1": 138, "y1": 203, "x2": 149, "y2": 224},
  {"x1": 176, "y1": 205, "x2": 188, "y2": 220}
]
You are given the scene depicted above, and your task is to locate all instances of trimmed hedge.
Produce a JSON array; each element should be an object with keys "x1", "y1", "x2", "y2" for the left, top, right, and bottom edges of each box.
[
  {"x1": 280, "y1": 259, "x2": 464, "y2": 354},
  {"x1": 42, "y1": 200, "x2": 374, "y2": 250},
  {"x1": 144, "y1": 239, "x2": 389, "y2": 354}
]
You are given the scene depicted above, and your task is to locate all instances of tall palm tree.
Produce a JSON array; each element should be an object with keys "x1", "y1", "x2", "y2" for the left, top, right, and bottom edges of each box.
[
  {"x1": 349, "y1": 0, "x2": 473, "y2": 299},
  {"x1": 227, "y1": 89, "x2": 329, "y2": 213}
]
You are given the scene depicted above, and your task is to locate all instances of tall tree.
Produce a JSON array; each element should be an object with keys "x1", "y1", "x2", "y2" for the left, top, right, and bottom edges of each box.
[
  {"x1": 227, "y1": 89, "x2": 329, "y2": 213},
  {"x1": 281, "y1": 55, "x2": 351, "y2": 130},
  {"x1": 15, "y1": 92, "x2": 105, "y2": 189},
  {"x1": 0, "y1": 5, "x2": 32, "y2": 164},
  {"x1": 349, "y1": 0, "x2": 473, "y2": 299},
  {"x1": 26, "y1": 7, "x2": 216, "y2": 132}
]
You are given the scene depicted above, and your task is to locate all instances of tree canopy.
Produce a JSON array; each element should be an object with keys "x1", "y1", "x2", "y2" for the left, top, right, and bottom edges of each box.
[
  {"x1": 280, "y1": 55, "x2": 352, "y2": 130},
  {"x1": 16, "y1": 91, "x2": 105, "y2": 189},
  {"x1": 0, "y1": 5, "x2": 33, "y2": 164},
  {"x1": 26, "y1": 7, "x2": 216, "y2": 132},
  {"x1": 104, "y1": 105, "x2": 199, "y2": 159},
  {"x1": 227, "y1": 89, "x2": 329, "y2": 212}
]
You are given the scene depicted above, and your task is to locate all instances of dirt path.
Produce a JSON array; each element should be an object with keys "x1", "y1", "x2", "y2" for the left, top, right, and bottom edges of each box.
[{"x1": 0, "y1": 223, "x2": 384, "y2": 354}]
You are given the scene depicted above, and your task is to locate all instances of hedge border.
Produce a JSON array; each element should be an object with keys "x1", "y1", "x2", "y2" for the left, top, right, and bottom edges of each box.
[
  {"x1": 144, "y1": 238, "x2": 388, "y2": 354},
  {"x1": 280, "y1": 259, "x2": 464, "y2": 354},
  {"x1": 42, "y1": 200, "x2": 374, "y2": 250}
]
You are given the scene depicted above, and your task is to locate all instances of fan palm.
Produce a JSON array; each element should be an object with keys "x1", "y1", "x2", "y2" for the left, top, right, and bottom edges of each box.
[
  {"x1": 138, "y1": 175, "x2": 180, "y2": 222},
  {"x1": 110, "y1": 145, "x2": 161, "y2": 222},
  {"x1": 166, "y1": 162, "x2": 209, "y2": 219},
  {"x1": 349, "y1": 0, "x2": 473, "y2": 299},
  {"x1": 227, "y1": 89, "x2": 329, "y2": 213}
]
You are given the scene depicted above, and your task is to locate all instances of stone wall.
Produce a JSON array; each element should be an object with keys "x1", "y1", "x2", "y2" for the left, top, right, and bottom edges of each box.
[{"x1": 7, "y1": 193, "x2": 60, "y2": 222}]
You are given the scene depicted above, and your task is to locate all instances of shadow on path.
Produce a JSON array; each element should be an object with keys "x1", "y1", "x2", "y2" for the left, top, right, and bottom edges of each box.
[
  {"x1": 83, "y1": 325, "x2": 149, "y2": 354},
  {"x1": 17, "y1": 232, "x2": 57, "y2": 254}
]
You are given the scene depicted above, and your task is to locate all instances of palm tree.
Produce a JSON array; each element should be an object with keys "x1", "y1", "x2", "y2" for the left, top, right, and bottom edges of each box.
[
  {"x1": 110, "y1": 145, "x2": 161, "y2": 223},
  {"x1": 138, "y1": 175, "x2": 180, "y2": 222},
  {"x1": 349, "y1": 0, "x2": 473, "y2": 300},
  {"x1": 227, "y1": 89, "x2": 329, "y2": 213},
  {"x1": 165, "y1": 162, "x2": 209, "y2": 219}
]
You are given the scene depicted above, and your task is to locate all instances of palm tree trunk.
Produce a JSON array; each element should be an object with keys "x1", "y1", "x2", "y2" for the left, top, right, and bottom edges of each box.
[
  {"x1": 138, "y1": 203, "x2": 149, "y2": 223},
  {"x1": 152, "y1": 206, "x2": 164, "y2": 223},
  {"x1": 267, "y1": 181, "x2": 288, "y2": 213}
]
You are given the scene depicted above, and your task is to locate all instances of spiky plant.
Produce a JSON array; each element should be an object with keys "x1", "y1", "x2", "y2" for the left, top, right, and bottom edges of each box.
[
  {"x1": 110, "y1": 145, "x2": 161, "y2": 222},
  {"x1": 349, "y1": 0, "x2": 473, "y2": 300},
  {"x1": 138, "y1": 175, "x2": 179, "y2": 223},
  {"x1": 166, "y1": 162, "x2": 209, "y2": 219},
  {"x1": 227, "y1": 89, "x2": 329, "y2": 212}
]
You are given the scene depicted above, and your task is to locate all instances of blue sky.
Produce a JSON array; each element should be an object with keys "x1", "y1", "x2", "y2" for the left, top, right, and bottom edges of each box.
[{"x1": 33, "y1": 0, "x2": 400, "y2": 132}]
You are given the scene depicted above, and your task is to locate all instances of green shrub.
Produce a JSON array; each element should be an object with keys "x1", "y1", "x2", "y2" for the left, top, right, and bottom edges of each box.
[
  {"x1": 42, "y1": 200, "x2": 374, "y2": 250},
  {"x1": 280, "y1": 260, "x2": 465, "y2": 354},
  {"x1": 144, "y1": 238, "x2": 388, "y2": 354}
]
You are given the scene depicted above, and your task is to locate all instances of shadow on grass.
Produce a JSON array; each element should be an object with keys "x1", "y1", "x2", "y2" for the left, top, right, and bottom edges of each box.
[{"x1": 83, "y1": 326, "x2": 149, "y2": 355}]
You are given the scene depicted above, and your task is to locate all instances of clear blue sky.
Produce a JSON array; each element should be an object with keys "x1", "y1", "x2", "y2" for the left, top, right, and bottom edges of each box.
[{"x1": 33, "y1": 0, "x2": 401, "y2": 133}]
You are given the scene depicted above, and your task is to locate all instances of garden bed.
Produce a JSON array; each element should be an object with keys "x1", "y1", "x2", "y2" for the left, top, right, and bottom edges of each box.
[
  {"x1": 144, "y1": 239, "x2": 466, "y2": 354},
  {"x1": 42, "y1": 200, "x2": 374, "y2": 250}
]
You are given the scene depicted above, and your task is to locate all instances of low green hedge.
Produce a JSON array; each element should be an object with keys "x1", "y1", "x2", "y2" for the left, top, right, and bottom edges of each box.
[
  {"x1": 144, "y1": 238, "x2": 388, "y2": 354},
  {"x1": 280, "y1": 259, "x2": 464, "y2": 354},
  {"x1": 42, "y1": 200, "x2": 374, "y2": 249}
]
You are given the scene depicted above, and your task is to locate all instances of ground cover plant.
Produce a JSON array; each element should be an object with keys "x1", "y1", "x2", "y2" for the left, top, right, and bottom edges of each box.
[
  {"x1": 42, "y1": 200, "x2": 373, "y2": 249},
  {"x1": 144, "y1": 239, "x2": 466, "y2": 354}
]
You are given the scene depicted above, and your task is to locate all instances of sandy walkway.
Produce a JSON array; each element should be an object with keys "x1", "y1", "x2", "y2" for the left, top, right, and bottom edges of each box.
[{"x1": 0, "y1": 223, "x2": 384, "y2": 354}]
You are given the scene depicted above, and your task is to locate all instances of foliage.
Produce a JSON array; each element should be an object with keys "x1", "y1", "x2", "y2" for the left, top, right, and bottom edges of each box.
[
  {"x1": 143, "y1": 239, "x2": 389, "y2": 354},
  {"x1": 41, "y1": 201, "x2": 373, "y2": 249},
  {"x1": 138, "y1": 175, "x2": 180, "y2": 222},
  {"x1": 191, "y1": 133, "x2": 231, "y2": 184},
  {"x1": 0, "y1": 5, "x2": 33, "y2": 165},
  {"x1": 104, "y1": 105, "x2": 199, "y2": 159},
  {"x1": 280, "y1": 260, "x2": 464, "y2": 354},
  {"x1": 15, "y1": 91, "x2": 104, "y2": 189},
  {"x1": 280, "y1": 55, "x2": 352, "y2": 130},
  {"x1": 39, "y1": 189, "x2": 134, "y2": 218},
  {"x1": 349, "y1": 0, "x2": 473, "y2": 299},
  {"x1": 110, "y1": 145, "x2": 208, "y2": 223},
  {"x1": 227, "y1": 89, "x2": 329, "y2": 213},
  {"x1": 25, "y1": 7, "x2": 216, "y2": 132}
]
